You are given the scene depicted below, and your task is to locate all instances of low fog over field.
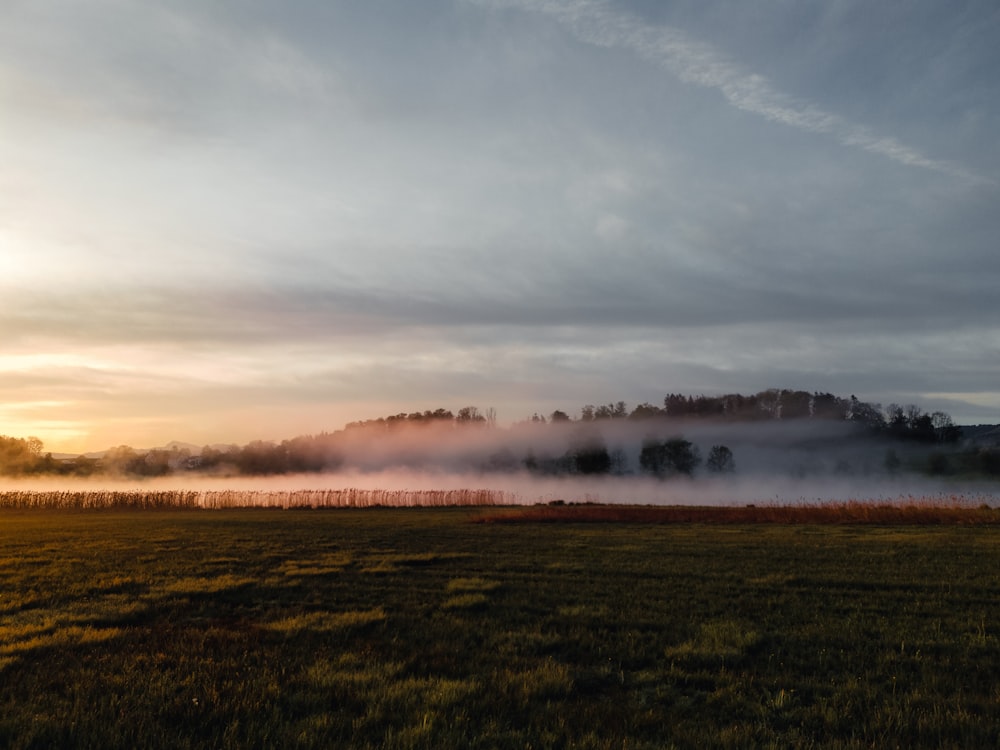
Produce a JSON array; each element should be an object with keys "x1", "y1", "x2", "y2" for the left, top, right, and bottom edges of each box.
[
  {"x1": 3, "y1": 387, "x2": 998, "y2": 505},
  {"x1": 323, "y1": 418, "x2": 887, "y2": 476},
  {"x1": 2, "y1": 469, "x2": 997, "y2": 508},
  {"x1": 4, "y1": 412, "x2": 998, "y2": 506}
]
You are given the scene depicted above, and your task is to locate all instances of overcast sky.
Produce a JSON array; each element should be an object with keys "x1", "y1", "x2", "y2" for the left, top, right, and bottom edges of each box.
[{"x1": 2, "y1": 0, "x2": 999, "y2": 452}]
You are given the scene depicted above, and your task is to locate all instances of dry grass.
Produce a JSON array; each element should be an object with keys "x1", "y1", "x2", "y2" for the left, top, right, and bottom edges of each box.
[
  {"x1": 477, "y1": 497, "x2": 1000, "y2": 525},
  {"x1": 263, "y1": 608, "x2": 387, "y2": 634}
]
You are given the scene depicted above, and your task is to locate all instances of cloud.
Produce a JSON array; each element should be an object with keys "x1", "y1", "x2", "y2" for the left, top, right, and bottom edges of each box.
[
  {"x1": 467, "y1": 0, "x2": 993, "y2": 186},
  {"x1": 1, "y1": 0, "x2": 998, "y2": 450}
]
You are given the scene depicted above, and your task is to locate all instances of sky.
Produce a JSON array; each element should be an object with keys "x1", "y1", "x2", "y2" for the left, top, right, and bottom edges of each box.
[{"x1": 2, "y1": 0, "x2": 999, "y2": 454}]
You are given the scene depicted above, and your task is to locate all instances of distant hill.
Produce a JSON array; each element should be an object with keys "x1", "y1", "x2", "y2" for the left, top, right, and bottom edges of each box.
[
  {"x1": 159, "y1": 440, "x2": 204, "y2": 454},
  {"x1": 48, "y1": 451, "x2": 106, "y2": 461},
  {"x1": 961, "y1": 424, "x2": 1000, "y2": 447},
  {"x1": 18, "y1": 390, "x2": 991, "y2": 479},
  {"x1": 48, "y1": 441, "x2": 207, "y2": 461}
]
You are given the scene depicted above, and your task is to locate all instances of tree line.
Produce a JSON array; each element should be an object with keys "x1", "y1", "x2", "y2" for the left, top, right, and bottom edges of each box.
[
  {"x1": 530, "y1": 389, "x2": 960, "y2": 443},
  {"x1": 0, "y1": 389, "x2": 988, "y2": 478}
]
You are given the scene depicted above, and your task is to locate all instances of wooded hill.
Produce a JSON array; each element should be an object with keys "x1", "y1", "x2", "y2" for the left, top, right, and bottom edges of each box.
[{"x1": 2, "y1": 389, "x2": 995, "y2": 479}]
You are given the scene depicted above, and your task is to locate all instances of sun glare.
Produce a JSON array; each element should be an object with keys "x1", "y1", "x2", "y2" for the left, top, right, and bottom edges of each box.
[
  {"x1": 0, "y1": 232, "x2": 27, "y2": 277},
  {"x1": 0, "y1": 229, "x2": 66, "y2": 283},
  {"x1": 0, "y1": 419, "x2": 86, "y2": 454},
  {"x1": 0, "y1": 398, "x2": 89, "y2": 453}
]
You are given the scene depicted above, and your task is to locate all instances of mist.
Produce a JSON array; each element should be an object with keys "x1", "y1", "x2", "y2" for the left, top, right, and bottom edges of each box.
[
  {"x1": 268, "y1": 417, "x2": 946, "y2": 479},
  {"x1": 5, "y1": 414, "x2": 997, "y2": 506},
  {"x1": 3, "y1": 470, "x2": 997, "y2": 509}
]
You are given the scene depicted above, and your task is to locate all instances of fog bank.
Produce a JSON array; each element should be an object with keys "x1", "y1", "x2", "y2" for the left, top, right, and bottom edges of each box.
[{"x1": 2, "y1": 471, "x2": 997, "y2": 507}]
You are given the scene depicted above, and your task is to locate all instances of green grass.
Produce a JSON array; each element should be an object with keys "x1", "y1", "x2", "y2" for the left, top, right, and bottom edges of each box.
[{"x1": 0, "y1": 508, "x2": 998, "y2": 748}]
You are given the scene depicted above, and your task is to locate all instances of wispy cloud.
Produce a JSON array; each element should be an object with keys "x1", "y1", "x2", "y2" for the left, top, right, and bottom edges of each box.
[{"x1": 469, "y1": 0, "x2": 992, "y2": 186}]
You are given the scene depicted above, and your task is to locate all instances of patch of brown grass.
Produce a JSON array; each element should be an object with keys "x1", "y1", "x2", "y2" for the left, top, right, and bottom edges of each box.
[{"x1": 476, "y1": 497, "x2": 999, "y2": 525}]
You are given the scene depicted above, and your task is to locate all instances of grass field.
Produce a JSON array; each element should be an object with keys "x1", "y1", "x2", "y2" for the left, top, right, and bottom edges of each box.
[{"x1": 1, "y1": 506, "x2": 999, "y2": 748}]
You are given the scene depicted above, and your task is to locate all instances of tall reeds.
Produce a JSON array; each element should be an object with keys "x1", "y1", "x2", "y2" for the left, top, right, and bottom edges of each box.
[{"x1": 0, "y1": 488, "x2": 515, "y2": 510}]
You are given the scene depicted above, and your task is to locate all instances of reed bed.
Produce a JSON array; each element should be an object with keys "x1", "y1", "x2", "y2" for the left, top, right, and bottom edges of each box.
[
  {"x1": 2, "y1": 490, "x2": 996, "y2": 520},
  {"x1": 0, "y1": 488, "x2": 514, "y2": 510}
]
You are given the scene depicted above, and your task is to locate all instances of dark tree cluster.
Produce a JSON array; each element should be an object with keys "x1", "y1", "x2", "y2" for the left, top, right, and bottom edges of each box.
[
  {"x1": 633, "y1": 438, "x2": 738, "y2": 478},
  {"x1": 579, "y1": 402, "x2": 629, "y2": 421},
  {"x1": 655, "y1": 389, "x2": 839, "y2": 421},
  {"x1": 883, "y1": 403, "x2": 961, "y2": 443},
  {"x1": 101, "y1": 445, "x2": 187, "y2": 477},
  {"x1": 639, "y1": 437, "x2": 701, "y2": 478},
  {"x1": 195, "y1": 433, "x2": 344, "y2": 475},
  {"x1": 0, "y1": 435, "x2": 105, "y2": 477},
  {"x1": 344, "y1": 406, "x2": 496, "y2": 431},
  {"x1": 514, "y1": 429, "x2": 730, "y2": 480},
  {"x1": 568, "y1": 431, "x2": 613, "y2": 475},
  {"x1": 706, "y1": 445, "x2": 736, "y2": 473},
  {"x1": 533, "y1": 390, "x2": 852, "y2": 423},
  {"x1": 0, "y1": 435, "x2": 49, "y2": 476},
  {"x1": 543, "y1": 390, "x2": 959, "y2": 445},
  {"x1": 345, "y1": 408, "x2": 456, "y2": 431}
]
